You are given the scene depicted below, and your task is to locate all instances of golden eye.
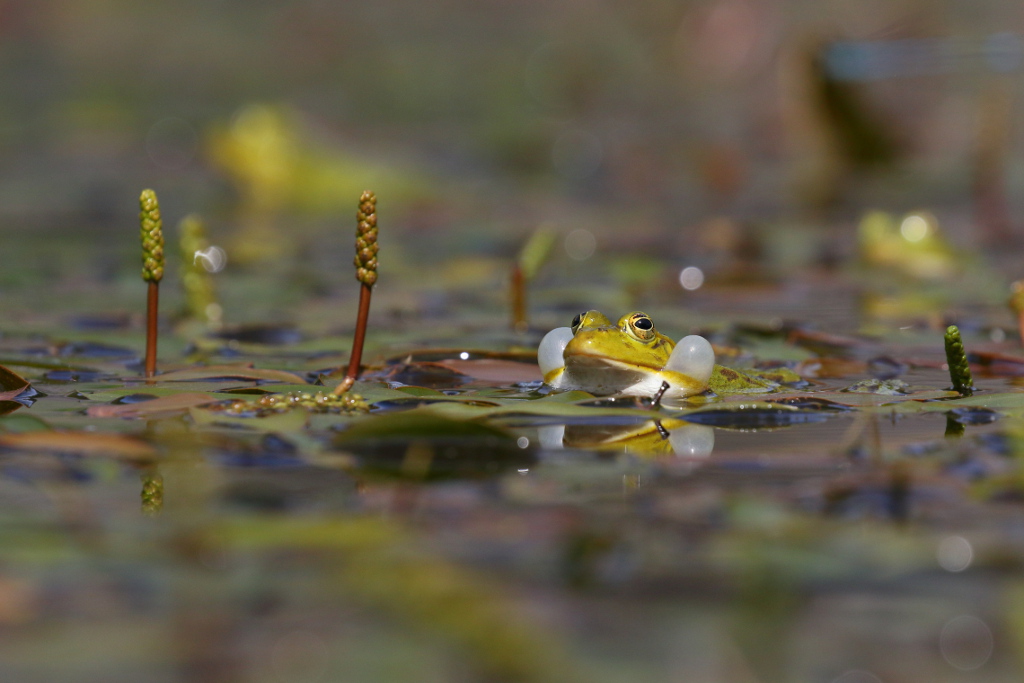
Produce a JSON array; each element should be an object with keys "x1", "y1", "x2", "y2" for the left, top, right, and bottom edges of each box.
[
  {"x1": 570, "y1": 312, "x2": 584, "y2": 334},
  {"x1": 626, "y1": 313, "x2": 656, "y2": 341}
]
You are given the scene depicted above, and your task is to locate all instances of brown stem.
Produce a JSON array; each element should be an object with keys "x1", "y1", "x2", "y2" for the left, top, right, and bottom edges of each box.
[
  {"x1": 145, "y1": 281, "x2": 159, "y2": 378},
  {"x1": 510, "y1": 264, "x2": 526, "y2": 332},
  {"x1": 334, "y1": 283, "x2": 372, "y2": 395}
]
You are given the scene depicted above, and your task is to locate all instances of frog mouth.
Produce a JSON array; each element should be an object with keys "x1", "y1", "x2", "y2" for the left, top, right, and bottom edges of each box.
[{"x1": 566, "y1": 352, "x2": 661, "y2": 372}]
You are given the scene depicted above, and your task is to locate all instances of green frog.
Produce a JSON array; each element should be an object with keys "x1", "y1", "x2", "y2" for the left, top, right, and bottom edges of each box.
[{"x1": 538, "y1": 310, "x2": 714, "y2": 400}]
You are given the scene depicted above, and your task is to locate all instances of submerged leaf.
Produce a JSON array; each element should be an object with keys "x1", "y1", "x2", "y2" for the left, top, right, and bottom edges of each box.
[{"x1": 0, "y1": 431, "x2": 156, "y2": 461}]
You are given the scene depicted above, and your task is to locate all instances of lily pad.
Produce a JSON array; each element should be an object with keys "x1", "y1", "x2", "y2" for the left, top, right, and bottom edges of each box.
[{"x1": 153, "y1": 364, "x2": 308, "y2": 384}]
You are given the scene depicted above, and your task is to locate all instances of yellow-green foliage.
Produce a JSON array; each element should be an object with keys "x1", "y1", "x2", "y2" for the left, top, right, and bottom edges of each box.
[{"x1": 708, "y1": 365, "x2": 784, "y2": 395}]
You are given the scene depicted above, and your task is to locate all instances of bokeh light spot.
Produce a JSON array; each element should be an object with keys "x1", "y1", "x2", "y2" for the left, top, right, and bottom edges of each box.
[
  {"x1": 937, "y1": 535, "x2": 973, "y2": 572},
  {"x1": 940, "y1": 615, "x2": 993, "y2": 671},
  {"x1": 565, "y1": 229, "x2": 596, "y2": 261},
  {"x1": 679, "y1": 266, "x2": 705, "y2": 290},
  {"x1": 900, "y1": 214, "x2": 929, "y2": 242}
]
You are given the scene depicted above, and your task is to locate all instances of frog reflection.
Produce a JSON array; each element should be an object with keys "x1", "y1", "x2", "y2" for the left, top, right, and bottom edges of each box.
[{"x1": 537, "y1": 419, "x2": 714, "y2": 459}]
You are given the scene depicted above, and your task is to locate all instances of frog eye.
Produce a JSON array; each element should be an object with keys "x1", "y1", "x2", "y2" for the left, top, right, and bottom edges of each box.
[
  {"x1": 626, "y1": 313, "x2": 656, "y2": 341},
  {"x1": 570, "y1": 313, "x2": 584, "y2": 334}
]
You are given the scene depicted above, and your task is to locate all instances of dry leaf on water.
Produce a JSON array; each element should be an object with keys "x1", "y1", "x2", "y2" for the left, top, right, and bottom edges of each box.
[{"x1": 0, "y1": 365, "x2": 31, "y2": 401}]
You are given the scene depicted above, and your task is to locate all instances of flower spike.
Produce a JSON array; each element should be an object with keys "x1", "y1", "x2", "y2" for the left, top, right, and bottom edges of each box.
[
  {"x1": 139, "y1": 189, "x2": 164, "y2": 378},
  {"x1": 335, "y1": 191, "x2": 378, "y2": 395}
]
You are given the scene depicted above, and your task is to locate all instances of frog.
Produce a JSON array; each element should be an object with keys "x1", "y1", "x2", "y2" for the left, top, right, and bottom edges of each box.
[{"x1": 537, "y1": 310, "x2": 715, "y2": 401}]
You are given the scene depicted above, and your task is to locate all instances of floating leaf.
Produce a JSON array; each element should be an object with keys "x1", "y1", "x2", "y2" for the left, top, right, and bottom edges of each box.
[
  {"x1": 0, "y1": 364, "x2": 31, "y2": 402},
  {"x1": 154, "y1": 364, "x2": 308, "y2": 384},
  {"x1": 762, "y1": 389, "x2": 956, "y2": 408},
  {"x1": 709, "y1": 365, "x2": 778, "y2": 395},
  {"x1": 371, "y1": 362, "x2": 470, "y2": 389},
  {"x1": 917, "y1": 391, "x2": 1024, "y2": 412},
  {"x1": 430, "y1": 359, "x2": 542, "y2": 384},
  {"x1": 85, "y1": 392, "x2": 217, "y2": 418},
  {"x1": 411, "y1": 396, "x2": 654, "y2": 421}
]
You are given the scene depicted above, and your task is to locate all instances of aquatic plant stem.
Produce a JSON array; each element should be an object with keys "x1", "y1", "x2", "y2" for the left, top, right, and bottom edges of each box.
[
  {"x1": 146, "y1": 282, "x2": 159, "y2": 378},
  {"x1": 139, "y1": 189, "x2": 165, "y2": 379},
  {"x1": 1010, "y1": 281, "x2": 1024, "y2": 346},
  {"x1": 335, "y1": 191, "x2": 378, "y2": 395},
  {"x1": 336, "y1": 285, "x2": 372, "y2": 394},
  {"x1": 944, "y1": 325, "x2": 974, "y2": 397},
  {"x1": 510, "y1": 264, "x2": 526, "y2": 332}
]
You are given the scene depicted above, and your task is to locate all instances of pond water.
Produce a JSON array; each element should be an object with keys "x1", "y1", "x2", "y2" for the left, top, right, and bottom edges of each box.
[{"x1": 1, "y1": 222, "x2": 1023, "y2": 683}]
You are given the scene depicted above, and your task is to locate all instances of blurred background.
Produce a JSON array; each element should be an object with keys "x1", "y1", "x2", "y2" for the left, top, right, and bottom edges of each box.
[
  {"x1": 4, "y1": 5, "x2": 1024, "y2": 683},
  {"x1": 1, "y1": 0, "x2": 1023, "y2": 330}
]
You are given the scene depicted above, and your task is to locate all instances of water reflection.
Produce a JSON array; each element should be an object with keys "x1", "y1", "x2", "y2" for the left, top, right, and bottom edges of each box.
[{"x1": 536, "y1": 419, "x2": 715, "y2": 459}]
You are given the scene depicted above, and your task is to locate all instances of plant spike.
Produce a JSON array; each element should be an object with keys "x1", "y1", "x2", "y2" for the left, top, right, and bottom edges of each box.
[
  {"x1": 178, "y1": 214, "x2": 221, "y2": 328},
  {"x1": 140, "y1": 189, "x2": 164, "y2": 378},
  {"x1": 944, "y1": 325, "x2": 974, "y2": 397},
  {"x1": 334, "y1": 191, "x2": 378, "y2": 395}
]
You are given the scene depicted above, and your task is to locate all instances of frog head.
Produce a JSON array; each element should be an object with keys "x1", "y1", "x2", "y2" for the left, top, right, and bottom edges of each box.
[{"x1": 538, "y1": 310, "x2": 714, "y2": 399}]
